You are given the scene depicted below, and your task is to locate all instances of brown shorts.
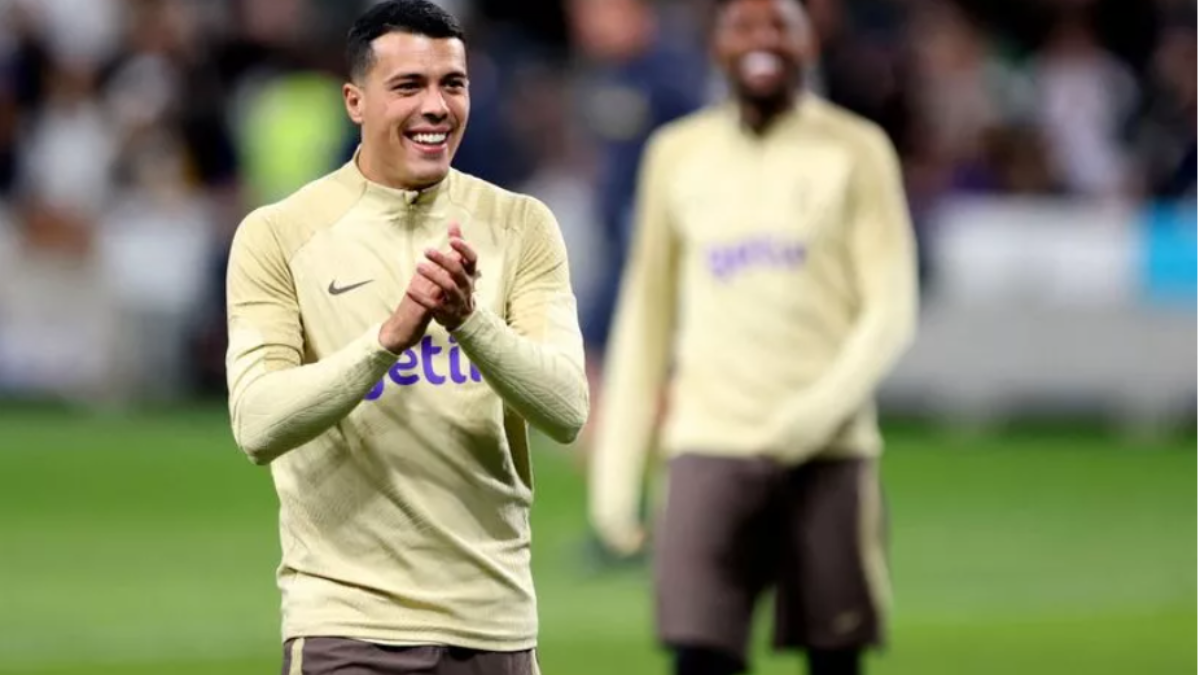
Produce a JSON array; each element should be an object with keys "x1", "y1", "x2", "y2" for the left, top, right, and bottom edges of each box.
[
  {"x1": 654, "y1": 455, "x2": 888, "y2": 663},
  {"x1": 281, "y1": 637, "x2": 539, "y2": 675}
]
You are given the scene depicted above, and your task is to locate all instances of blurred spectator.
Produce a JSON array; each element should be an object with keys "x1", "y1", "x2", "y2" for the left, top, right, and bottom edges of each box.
[
  {"x1": 97, "y1": 131, "x2": 216, "y2": 403},
  {"x1": 236, "y1": 70, "x2": 347, "y2": 205},
  {"x1": 982, "y1": 124, "x2": 1062, "y2": 195},
  {"x1": 909, "y1": 2, "x2": 1034, "y2": 194},
  {"x1": 567, "y1": 0, "x2": 706, "y2": 353},
  {"x1": 105, "y1": 0, "x2": 239, "y2": 190},
  {"x1": 0, "y1": 0, "x2": 1193, "y2": 407},
  {"x1": 813, "y1": 0, "x2": 912, "y2": 148},
  {"x1": 1133, "y1": 21, "x2": 1197, "y2": 199},
  {"x1": 228, "y1": 0, "x2": 350, "y2": 206},
  {"x1": 1033, "y1": 8, "x2": 1140, "y2": 198},
  {"x1": 19, "y1": 60, "x2": 116, "y2": 221},
  {"x1": 516, "y1": 64, "x2": 605, "y2": 353},
  {"x1": 14, "y1": 0, "x2": 124, "y2": 67}
]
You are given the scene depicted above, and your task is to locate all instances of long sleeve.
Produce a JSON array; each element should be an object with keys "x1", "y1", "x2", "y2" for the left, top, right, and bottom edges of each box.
[
  {"x1": 225, "y1": 209, "x2": 398, "y2": 465},
  {"x1": 450, "y1": 197, "x2": 589, "y2": 445},
  {"x1": 588, "y1": 132, "x2": 681, "y2": 546},
  {"x1": 769, "y1": 127, "x2": 919, "y2": 460}
]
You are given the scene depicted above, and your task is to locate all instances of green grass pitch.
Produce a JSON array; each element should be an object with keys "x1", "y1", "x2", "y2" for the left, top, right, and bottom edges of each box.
[{"x1": 0, "y1": 406, "x2": 1194, "y2": 674}]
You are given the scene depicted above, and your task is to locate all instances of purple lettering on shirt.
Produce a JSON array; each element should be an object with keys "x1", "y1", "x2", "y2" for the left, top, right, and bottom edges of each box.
[
  {"x1": 448, "y1": 337, "x2": 469, "y2": 384},
  {"x1": 366, "y1": 335, "x2": 485, "y2": 400},
  {"x1": 389, "y1": 349, "x2": 420, "y2": 386},
  {"x1": 420, "y1": 336, "x2": 446, "y2": 385},
  {"x1": 708, "y1": 234, "x2": 807, "y2": 282}
]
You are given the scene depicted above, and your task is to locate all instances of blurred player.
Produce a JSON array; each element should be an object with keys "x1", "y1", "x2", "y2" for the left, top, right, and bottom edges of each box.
[
  {"x1": 589, "y1": 0, "x2": 917, "y2": 674},
  {"x1": 224, "y1": 1, "x2": 588, "y2": 673}
]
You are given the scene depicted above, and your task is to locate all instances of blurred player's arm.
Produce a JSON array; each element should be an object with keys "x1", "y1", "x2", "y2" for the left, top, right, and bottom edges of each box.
[
  {"x1": 769, "y1": 128, "x2": 918, "y2": 461},
  {"x1": 449, "y1": 199, "x2": 589, "y2": 445},
  {"x1": 225, "y1": 210, "x2": 404, "y2": 465},
  {"x1": 588, "y1": 133, "x2": 680, "y2": 554}
]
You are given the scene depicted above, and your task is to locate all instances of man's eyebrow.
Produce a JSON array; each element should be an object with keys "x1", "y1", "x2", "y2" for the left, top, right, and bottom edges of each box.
[
  {"x1": 384, "y1": 72, "x2": 425, "y2": 85},
  {"x1": 382, "y1": 70, "x2": 467, "y2": 85}
]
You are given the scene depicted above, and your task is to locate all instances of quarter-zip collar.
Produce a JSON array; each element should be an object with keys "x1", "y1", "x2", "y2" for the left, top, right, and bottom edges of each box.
[{"x1": 339, "y1": 145, "x2": 454, "y2": 221}]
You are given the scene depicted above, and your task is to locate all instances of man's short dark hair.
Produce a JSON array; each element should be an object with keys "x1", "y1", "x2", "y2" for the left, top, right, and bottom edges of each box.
[{"x1": 347, "y1": 0, "x2": 466, "y2": 81}]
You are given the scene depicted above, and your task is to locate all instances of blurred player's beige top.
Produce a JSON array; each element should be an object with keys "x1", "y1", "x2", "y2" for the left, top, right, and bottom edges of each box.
[
  {"x1": 225, "y1": 154, "x2": 587, "y2": 650},
  {"x1": 593, "y1": 97, "x2": 917, "y2": 522}
]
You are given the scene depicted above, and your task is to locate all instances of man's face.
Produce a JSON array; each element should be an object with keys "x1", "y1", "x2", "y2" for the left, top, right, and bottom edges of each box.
[
  {"x1": 713, "y1": 0, "x2": 813, "y2": 107},
  {"x1": 345, "y1": 31, "x2": 469, "y2": 189},
  {"x1": 568, "y1": 0, "x2": 651, "y2": 63}
]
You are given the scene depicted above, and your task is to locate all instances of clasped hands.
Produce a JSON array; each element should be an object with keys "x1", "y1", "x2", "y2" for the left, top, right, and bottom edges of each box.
[{"x1": 379, "y1": 223, "x2": 480, "y2": 354}]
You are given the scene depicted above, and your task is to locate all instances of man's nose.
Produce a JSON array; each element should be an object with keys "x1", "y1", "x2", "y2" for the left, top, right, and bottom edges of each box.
[
  {"x1": 749, "y1": 23, "x2": 785, "y2": 49},
  {"x1": 419, "y1": 88, "x2": 450, "y2": 119}
]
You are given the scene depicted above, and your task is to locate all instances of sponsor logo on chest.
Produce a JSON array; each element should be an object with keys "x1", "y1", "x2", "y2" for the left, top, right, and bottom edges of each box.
[
  {"x1": 365, "y1": 335, "x2": 483, "y2": 400},
  {"x1": 707, "y1": 234, "x2": 807, "y2": 282}
]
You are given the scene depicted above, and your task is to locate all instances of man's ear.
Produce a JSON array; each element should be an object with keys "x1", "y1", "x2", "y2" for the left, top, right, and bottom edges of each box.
[{"x1": 344, "y1": 82, "x2": 365, "y2": 125}]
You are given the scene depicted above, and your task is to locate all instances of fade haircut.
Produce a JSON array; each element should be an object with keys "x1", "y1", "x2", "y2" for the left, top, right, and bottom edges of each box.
[{"x1": 346, "y1": 0, "x2": 466, "y2": 81}]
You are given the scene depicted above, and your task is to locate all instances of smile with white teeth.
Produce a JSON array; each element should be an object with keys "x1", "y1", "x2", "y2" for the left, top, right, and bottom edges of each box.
[
  {"x1": 740, "y1": 50, "x2": 784, "y2": 80},
  {"x1": 411, "y1": 132, "x2": 448, "y2": 145}
]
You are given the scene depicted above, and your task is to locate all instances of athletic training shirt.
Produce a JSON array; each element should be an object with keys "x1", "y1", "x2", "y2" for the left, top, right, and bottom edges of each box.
[
  {"x1": 592, "y1": 96, "x2": 917, "y2": 532},
  {"x1": 225, "y1": 153, "x2": 588, "y2": 650}
]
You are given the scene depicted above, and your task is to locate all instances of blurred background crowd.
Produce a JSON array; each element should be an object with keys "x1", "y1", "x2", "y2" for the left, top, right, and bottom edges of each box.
[
  {"x1": 0, "y1": 0, "x2": 1194, "y2": 426},
  {"x1": 0, "y1": 3, "x2": 1193, "y2": 674}
]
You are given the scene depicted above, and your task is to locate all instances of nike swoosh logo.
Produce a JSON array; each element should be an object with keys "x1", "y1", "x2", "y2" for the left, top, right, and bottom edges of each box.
[{"x1": 328, "y1": 279, "x2": 374, "y2": 296}]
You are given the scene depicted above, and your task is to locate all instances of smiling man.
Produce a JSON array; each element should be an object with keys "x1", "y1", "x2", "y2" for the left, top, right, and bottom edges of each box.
[
  {"x1": 589, "y1": 0, "x2": 918, "y2": 674},
  {"x1": 223, "y1": 2, "x2": 588, "y2": 673}
]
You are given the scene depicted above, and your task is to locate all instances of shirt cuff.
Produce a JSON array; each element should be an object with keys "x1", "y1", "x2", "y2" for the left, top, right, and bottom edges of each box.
[
  {"x1": 367, "y1": 321, "x2": 406, "y2": 361},
  {"x1": 449, "y1": 308, "x2": 494, "y2": 346}
]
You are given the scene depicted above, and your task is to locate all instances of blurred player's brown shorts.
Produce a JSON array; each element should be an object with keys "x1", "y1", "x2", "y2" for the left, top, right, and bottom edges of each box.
[
  {"x1": 654, "y1": 454, "x2": 889, "y2": 663},
  {"x1": 281, "y1": 637, "x2": 539, "y2": 675}
]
